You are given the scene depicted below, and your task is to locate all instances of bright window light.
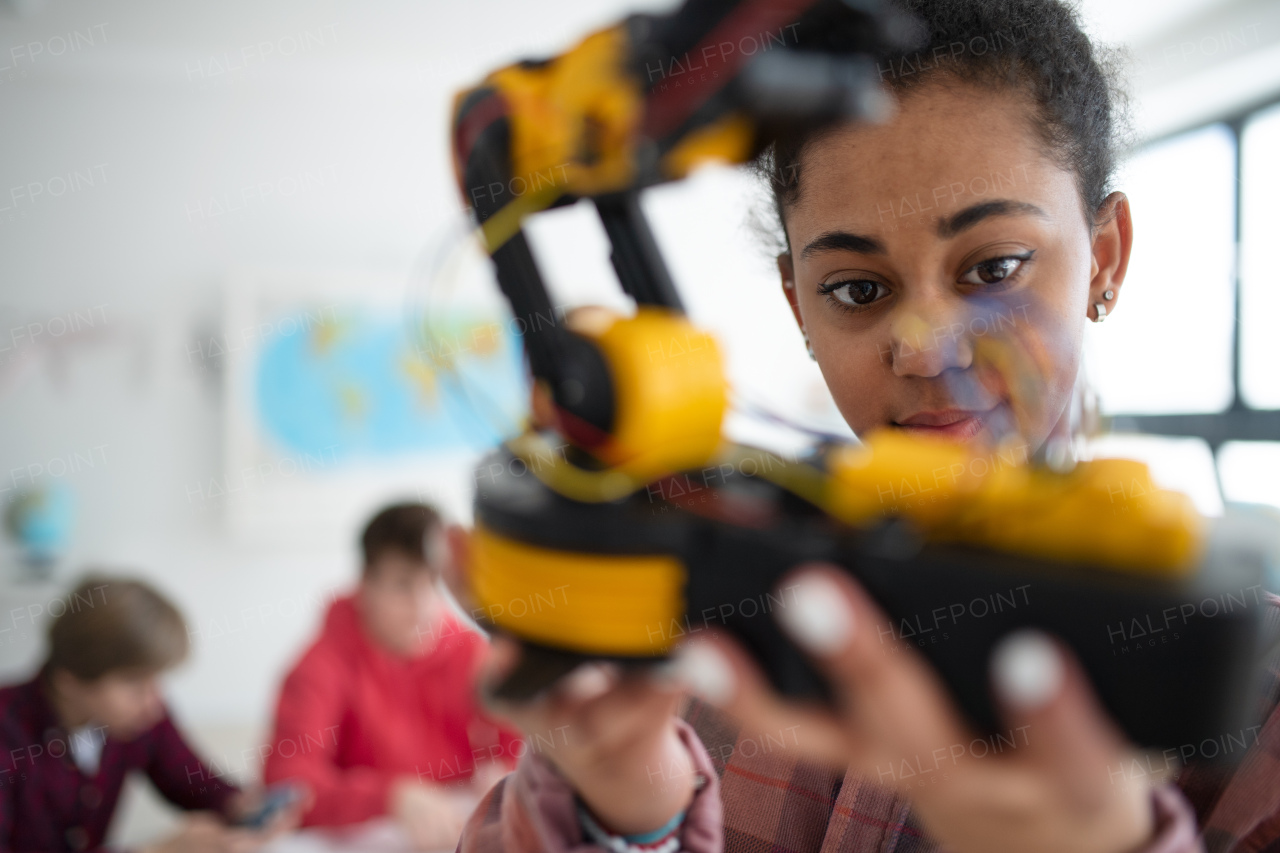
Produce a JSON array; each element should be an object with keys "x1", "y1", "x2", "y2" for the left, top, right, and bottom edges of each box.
[
  {"x1": 1085, "y1": 123, "x2": 1236, "y2": 415},
  {"x1": 1218, "y1": 441, "x2": 1280, "y2": 511},
  {"x1": 1240, "y1": 103, "x2": 1280, "y2": 409},
  {"x1": 1090, "y1": 433, "x2": 1224, "y2": 517}
]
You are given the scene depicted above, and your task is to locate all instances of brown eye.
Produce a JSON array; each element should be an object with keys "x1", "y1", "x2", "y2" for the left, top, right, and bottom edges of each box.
[
  {"x1": 825, "y1": 279, "x2": 886, "y2": 306},
  {"x1": 960, "y1": 255, "x2": 1030, "y2": 286}
]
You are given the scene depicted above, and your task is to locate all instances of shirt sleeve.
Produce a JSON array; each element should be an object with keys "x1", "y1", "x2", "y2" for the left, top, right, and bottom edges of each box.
[
  {"x1": 457, "y1": 718, "x2": 722, "y2": 853},
  {"x1": 142, "y1": 714, "x2": 239, "y2": 815},
  {"x1": 262, "y1": 653, "x2": 394, "y2": 826}
]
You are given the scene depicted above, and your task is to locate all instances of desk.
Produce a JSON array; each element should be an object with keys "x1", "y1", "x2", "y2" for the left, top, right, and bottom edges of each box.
[{"x1": 263, "y1": 818, "x2": 450, "y2": 853}]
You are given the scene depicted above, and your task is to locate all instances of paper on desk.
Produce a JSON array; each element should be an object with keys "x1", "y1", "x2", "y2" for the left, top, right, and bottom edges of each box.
[{"x1": 262, "y1": 817, "x2": 452, "y2": 853}]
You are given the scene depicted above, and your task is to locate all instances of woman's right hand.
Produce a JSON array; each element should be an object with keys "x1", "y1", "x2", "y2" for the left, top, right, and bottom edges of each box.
[
  {"x1": 483, "y1": 640, "x2": 696, "y2": 836},
  {"x1": 443, "y1": 525, "x2": 697, "y2": 837}
]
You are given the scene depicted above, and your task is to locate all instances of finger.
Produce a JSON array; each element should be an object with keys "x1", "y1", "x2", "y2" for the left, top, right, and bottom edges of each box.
[
  {"x1": 990, "y1": 630, "x2": 1144, "y2": 807},
  {"x1": 544, "y1": 658, "x2": 688, "y2": 712},
  {"x1": 485, "y1": 656, "x2": 620, "y2": 720},
  {"x1": 475, "y1": 637, "x2": 554, "y2": 731},
  {"x1": 289, "y1": 787, "x2": 315, "y2": 825},
  {"x1": 772, "y1": 565, "x2": 973, "y2": 771},
  {"x1": 557, "y1": 661, "x2": 622, "y2": 703},
  {"x1": 223, "y1": 791, "x2": 250, "y2": 822},
  {"x1": 264, "y1": 799, "x2": 303, "y2": 835},
  {"x1": 547, "y1": 663, "x2": 684, "y2": 753},
  {"x1": 221, "y1": 829, "x2": 260, "y2": 853},
  {"x1": 476, "y1": 634, "x2": 527, "y2": 710},
  {"x1": 671, "y1": 631, "x2": 855, "y2": 766},
  {"x1": 480, "y1": 650, "x2": 678, "y2": 755}
]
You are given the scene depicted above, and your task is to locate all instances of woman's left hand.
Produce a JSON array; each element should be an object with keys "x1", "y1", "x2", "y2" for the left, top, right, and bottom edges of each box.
[{"x1": 676, "y1": 564, "x2": 1155, "y2": 853}]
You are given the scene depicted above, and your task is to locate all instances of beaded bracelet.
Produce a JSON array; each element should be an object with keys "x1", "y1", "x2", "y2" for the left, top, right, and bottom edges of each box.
[{"x1": 576, "y1": 801, "x2": 687, "y2": 853}]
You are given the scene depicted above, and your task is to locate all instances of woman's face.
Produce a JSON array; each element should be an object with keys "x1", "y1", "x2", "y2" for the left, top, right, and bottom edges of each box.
[{"x1": 779, "y1": 81, "x2": 1130, "y2": 453}]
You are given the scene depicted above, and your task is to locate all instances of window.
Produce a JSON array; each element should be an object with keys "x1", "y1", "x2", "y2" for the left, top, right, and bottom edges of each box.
[
  {"x1": 1240, "y1": 103, "x2": 1280, "y2": 409},
  {"x1": 1218, "y1": 441, "x2": 1280, "y2": 509},
  {"x1": 1087, "y1": 97, "x2": 1280, "y2": 512},
  {"x1": 1086, "y1": 124, "x2": 1236, "y2": 414}
]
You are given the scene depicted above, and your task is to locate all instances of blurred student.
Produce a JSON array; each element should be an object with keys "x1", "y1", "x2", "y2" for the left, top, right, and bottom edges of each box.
[
  {"x1": 0, "y1": 575, "x2": 303, "y2": 853},
  {"x1": 264, "y1": 503, "x2": 519, "y2": 849}
]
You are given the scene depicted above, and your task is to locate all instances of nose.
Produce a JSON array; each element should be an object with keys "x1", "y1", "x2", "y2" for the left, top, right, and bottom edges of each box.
[{"x1": 885, "y1": 290, "x2": 975, "y2": 379}]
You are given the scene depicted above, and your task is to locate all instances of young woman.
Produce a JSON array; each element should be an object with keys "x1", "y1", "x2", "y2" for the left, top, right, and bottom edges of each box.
[{"x1": 452, "y1": 1, "x2": 1280, "y2": 851}]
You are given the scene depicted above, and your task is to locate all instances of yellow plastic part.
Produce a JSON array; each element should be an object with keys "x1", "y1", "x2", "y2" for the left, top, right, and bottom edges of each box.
[
  {"x1": 454, "y1": 23, "x2": 762, "y2": 250},
  {"x1": 468, "y1": 24, "x2": 642, "y2": 204},
  {"x1": 504, "y1": 430, "x2": 644, "y2": 504},
  {"x1": 824, "y1": 431, "x2": 990, "y2": 527},
  {"x1": 660, "y1": 112, "x2": 755, "y2": 180},
  {"x1": 823, "y1": 430, "x2": 1204, "y2": 577},
  {"x1": 468, "y1": 525, "x2": 685, "y2": 656},
  {"x1": 938, "y1": 457, "x2": 1205, "y2": 577},
  {"x1": 572, "y1": 307, "x2": 728, "y2": 485},
  {"x1": 478, "y1": 184, "x2": 563, "y2": 254}
]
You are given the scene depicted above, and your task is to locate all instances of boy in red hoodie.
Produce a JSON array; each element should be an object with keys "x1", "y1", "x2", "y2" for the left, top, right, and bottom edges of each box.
[{"x1": 264, "y1": 503, "x2": 520, "y2": 849}]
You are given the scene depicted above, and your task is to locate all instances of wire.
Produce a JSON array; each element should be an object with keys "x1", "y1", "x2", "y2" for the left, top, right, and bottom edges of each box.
[
  {"x1": 729, "y1": 392, "x2": 857, "y2": 446},
  {"x1": 403, "y1": 217, "x2": 531, "y2": 445}
]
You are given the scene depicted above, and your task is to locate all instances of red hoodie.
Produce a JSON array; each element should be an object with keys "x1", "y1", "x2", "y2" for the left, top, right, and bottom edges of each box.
[{"x1": 263, "y1": 594, "x2": 521, "y2": 826}]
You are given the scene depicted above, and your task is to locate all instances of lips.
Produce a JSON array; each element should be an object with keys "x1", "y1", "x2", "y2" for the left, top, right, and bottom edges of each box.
[{"x1": 892, "y1": 408, "x2": 993, "y2": 442}]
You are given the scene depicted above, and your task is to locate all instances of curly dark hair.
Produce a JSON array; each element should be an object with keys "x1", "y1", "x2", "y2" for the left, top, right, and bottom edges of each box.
[{"x1": 759, "y1": 0, "x2": 1128, "y2": 249}]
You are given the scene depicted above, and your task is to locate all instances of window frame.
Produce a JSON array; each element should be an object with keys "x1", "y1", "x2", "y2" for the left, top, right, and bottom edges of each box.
[{"x1": 1109, "y1": 91, "x2": 1280, "y2": 452}]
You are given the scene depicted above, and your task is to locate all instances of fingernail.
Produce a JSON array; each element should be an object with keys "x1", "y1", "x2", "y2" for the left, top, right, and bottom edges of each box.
[
  {"x1": 776, "y1": 573, "x2": 854, "y2": 656},
  {"x1": 991, "y1": 629, "x2": 1063, "y2": 710},
  {"x1": 561, "y1": 662, "x2": 618, "y2": 701},
  {"x1": 670, "y1": 642, "x2": 735, "y2": 704}
]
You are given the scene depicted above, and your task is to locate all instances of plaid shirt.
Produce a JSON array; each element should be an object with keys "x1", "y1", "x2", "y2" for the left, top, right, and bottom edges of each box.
[
  {"x1": 458, "y1": 595, "x2": 1280, "y2": 853},
  {"x1": 0, "y1": 673, "x2": 237, "y2": 853}
]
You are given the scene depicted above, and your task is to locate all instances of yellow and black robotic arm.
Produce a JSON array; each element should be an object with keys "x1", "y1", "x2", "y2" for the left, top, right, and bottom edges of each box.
[
  {"x1": 449, "y1": 0, "x2": 1271, "y2": 753},
  {"x1": 452, "y1": 0, "x2": 901, "y2": 457}
]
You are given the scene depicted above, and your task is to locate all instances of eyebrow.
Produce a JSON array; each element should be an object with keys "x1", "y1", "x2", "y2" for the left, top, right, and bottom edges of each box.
[
  {"x1": 798, "y1": 198, "x2": 1048, "y2": 260},
  {"x1": 800, "y1": 230, "x2": 886, "y2": 259},
  {"x1": 935, "y1": 199, "x2": 1048, "y2": 238}
]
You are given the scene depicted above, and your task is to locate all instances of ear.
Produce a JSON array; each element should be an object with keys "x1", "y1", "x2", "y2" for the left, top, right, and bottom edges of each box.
[
  {"x1": 1088, "y1": 192, "x2": 1132, "y2": 321},
  {"x1": 778, "y1": 253, "x2": 805, "y2": 334}
]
